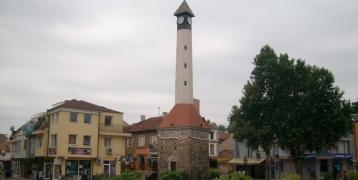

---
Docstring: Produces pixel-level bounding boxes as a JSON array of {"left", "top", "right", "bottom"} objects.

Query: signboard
[
  {"left": 54, "top": 158, "right": 61, "bottom": 165},
  {"left": 301, "top": 153, "right": 316, "bottom": 159},
  {"left": 68, "top": 147, "right": 91, "bottom": 155},
  {"left": 334, "top": 153, "right": 352, "bottom": 159}
]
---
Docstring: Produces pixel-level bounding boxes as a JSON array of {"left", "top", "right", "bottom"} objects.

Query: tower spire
[{"left": 174, "top": 1, "right": 195, "bottom": 17}]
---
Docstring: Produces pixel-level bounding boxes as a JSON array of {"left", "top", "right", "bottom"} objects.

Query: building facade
[
  {"left": 124, "top": 116, "right": 163, "bottom": 178},
  {"left": 229, "top": 135, "right": 355, "bottom": 179},
  {"left": 10, "top": 99, "right": 129, "bottom": 179}
]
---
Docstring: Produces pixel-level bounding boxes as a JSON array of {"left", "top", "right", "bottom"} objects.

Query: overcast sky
[{"left": 1, "top": 0, "right": 358, "bottom": 134}]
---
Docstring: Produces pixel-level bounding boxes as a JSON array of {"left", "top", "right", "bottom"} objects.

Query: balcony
[
  {"left": 99, "top": 124, "right": 131, "bottom": 137},
  {"left": 99, "top": 124, "right": 122, "bottom": 133},
  {"left": 48, "top": 147, "right": 57, "bottom": 155}
]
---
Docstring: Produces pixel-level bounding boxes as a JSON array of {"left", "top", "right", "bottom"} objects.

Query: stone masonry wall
[{"left": 158, "top": 128, "right": 209, "bottom": 179}]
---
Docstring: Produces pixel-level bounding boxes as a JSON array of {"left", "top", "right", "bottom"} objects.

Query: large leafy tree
[{"left": 229, "top": 45, "right": 352, "bottom": 177}]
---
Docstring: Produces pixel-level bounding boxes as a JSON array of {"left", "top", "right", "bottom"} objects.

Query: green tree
[
  {"left": 229, "top": 45, "right": 352, "bottom": 178},
  {"left": 202, "top": 168, "right": 220, "bottom": 180}
]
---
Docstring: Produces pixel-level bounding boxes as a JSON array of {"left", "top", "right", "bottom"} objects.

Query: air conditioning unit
[{"left": 106, "top": 147, "right": 113, "bottom": 154}]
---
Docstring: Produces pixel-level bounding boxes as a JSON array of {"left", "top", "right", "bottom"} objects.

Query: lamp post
[
  {"left": 243, "top": 155, "right": 248, "bottom": 175},
  {"left": 273, "top": 139, "right": 280, "bottom": 180}
]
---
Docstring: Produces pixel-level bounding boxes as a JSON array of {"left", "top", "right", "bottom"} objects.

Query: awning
[
  {"left": 32, "top": 130, "right": 46, "bottom": 135},
  {"left": 228, "top": 158, "right": 265, "bottom": 165}
]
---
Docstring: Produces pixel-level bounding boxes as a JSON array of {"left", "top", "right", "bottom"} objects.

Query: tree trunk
[{"left": 266, "top": 151, "right": 272, "bottom": 180}]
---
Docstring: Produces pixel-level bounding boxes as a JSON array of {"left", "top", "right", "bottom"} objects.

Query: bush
[
  {"left": 346, "top": 170, "right": 358, "bottom": 180},
  {"left": 202, "top": 168, "right": 221, "bottom": 180},
  {"left": 160, "top": 170, "right": 189, "bottom": 180},
  {"left": 220, "top": 171, "right": 252, "bottom": 180},
  {"left": 110, "top": 171, "right": 143, "bottom": 180},
  {"left": 93, "top": 174, "right": 106, "bottom": 180},
  {"left": 281, "top": 173, "right": 301, "bottom": 180},
  {"left": 322, "top": 171, "right": 333, "bottom": 180}
]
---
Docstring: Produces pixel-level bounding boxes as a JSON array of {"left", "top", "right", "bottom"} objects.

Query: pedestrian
[
  {"left": 336, "top": 171, "right": 344, "bottom": 180},
  {"left": 343, "top": 170, "right": 348, "bottom": 180}
]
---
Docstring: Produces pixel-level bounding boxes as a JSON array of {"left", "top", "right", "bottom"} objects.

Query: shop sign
[
  {"left": 68, "top": 147, "right": 91, "bottom": 155},
  {"left": 302, "top": 153, "right": 315, "bottom": 159},
  {"left": 334, "top": 153, "right": 352, "bottom": 159},
  {"left": 54, "top": 158, "right": 61, "bottom": 165}
]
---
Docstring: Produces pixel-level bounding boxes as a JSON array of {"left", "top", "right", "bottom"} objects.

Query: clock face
[
  {"left": 187, "top": 17, "right": 192, "bottom": 25},
  {"left": 178, "top": 16, "right": 184, "bottom": 24}
]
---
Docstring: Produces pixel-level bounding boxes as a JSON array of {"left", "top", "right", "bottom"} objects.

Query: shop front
[
  {"left": 65, "top": 160, "right": 92, "bottom": 180},
  {"left": 229, "top": 157, "right": 266, "bottom": 178}
]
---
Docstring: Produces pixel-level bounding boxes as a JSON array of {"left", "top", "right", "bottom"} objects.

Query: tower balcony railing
[{"left": 99, "top": 123, "right": 123, "bottom": 133}]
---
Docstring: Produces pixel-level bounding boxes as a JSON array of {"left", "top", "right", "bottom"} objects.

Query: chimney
[
  {"left": 162, "top": 112, "right": 168, "bottom": 118},
  {"left": 193, "top": 98, "right": 200, "bottom": 113},
  {"left": 140, "top": 115, "right": 146, "bottom": 121}
]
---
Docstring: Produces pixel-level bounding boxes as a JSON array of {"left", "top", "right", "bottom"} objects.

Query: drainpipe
[{"left": 96, "top": 111, "right": 101, "bottom": 176}]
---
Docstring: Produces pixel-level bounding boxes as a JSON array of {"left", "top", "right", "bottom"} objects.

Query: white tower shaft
[{"left": 175, "top": 29, "right": 193, "bottom": 104}]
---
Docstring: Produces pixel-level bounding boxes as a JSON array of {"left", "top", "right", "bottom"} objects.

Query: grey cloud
[{"left": 1, "top": 0, "right": 358, "bottom": 133}]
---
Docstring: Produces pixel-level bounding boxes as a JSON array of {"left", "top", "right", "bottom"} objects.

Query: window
[
  {"left": 337, "top": 140, "right": 350, "bottom": 153},
  {"left": 83, "top": 136, "right": 91, "bottom": 146},
  {"left": 51, "top": 134, "right": 57, "bottom": 147},
  {"left": 70, "top": 112, "right": 78, "bottom": 122},
  {"left": 150, "top": 135, "right": 158, "bottom": 145},
  {"left": 69, "top": 135, "right": 77, "bottom": 145},
  {"left": 23, "top": 140, "right": 27, "bottom": 150},
  {"left": 50, "top": 114, "right": 54, "bottom": 125},
  {"left": 84, "top": 113, "right": 92, "bottom": 124},
  {"left": 184, "top": 63, "right": 187, "bottom": 68},
  {"left": 138, "top": 135, "right": 145, "bottom": 147},
  {"left": 320, "top": 160, "right": 328, "bottom": 172},
  {"left": 210, "top": 144, "right": 215, "bottom": 155},
  {"left": 170, "top": 161, "right": 176, "bottom": 171},
  {"left": 37, "top": 136, "right": 43, "bottom": 148},
  {"left": 184, "top": 45, "right": 187, "bottom": 50},
  {"left": 104, "top": 137, "right": 112, "bottom": 147},
  {"left": 184, "top": 81, "right": 187, "bottom": 86},
  {"left": 210, "top": 132, "right": 214, "bottom": 140},
  {"left": 54, "top": 113, "right": 59, "bottom": 124},
  {"left": 127, "top": 137, "right": 133, "bottom": 147},
  {"left": 105, "top": 116, "right": 112, "bottom": 126}
]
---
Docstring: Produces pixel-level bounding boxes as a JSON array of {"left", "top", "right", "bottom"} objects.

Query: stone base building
[{"left": 158, "top": 104, "right": 210, "bottom": 179}]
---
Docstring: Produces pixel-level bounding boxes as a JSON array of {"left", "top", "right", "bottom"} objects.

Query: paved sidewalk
[{"left": 5, "top": 177, "right": 31, "bottom": 180}]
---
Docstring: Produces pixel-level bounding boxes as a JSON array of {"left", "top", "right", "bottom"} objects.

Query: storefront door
[
  {"left": 103, "top": 161, "right": 115, "bottom": 178},
  {"left": 44, "top": 163, "right": 52, "bottom": 180},
  {"left": 66, "top": 160, "right": 92, "bottom": 180}
]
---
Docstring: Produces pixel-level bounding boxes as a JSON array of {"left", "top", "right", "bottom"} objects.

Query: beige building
[
  {"left": 10, "top": 99, "right": 129, "bottom": 180},
  {"left": 46, "top": 99, "right": 130, "bottom": 179}
]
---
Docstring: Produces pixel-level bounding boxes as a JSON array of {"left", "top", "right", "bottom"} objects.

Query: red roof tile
[
  {"left": 48, "top": 99, "right": 122, "bottom": 113},
  {"left": 159, "top": 104, "right": 210, "bottom": 130},
  {"left": 124, "top": 116, "right": 163, "bottom": 132}
]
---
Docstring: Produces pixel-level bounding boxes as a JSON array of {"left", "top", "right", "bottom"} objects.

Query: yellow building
[{"left": 46, "top": 99, "right": 130, "bottom": 179}]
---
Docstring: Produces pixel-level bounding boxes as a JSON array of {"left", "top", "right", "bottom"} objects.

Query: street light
[
  {"left": 243, "top": 156, "right": 248, "bottom": 175},
  {"left": 273, "top": 139, "right": 280, "bottom": 180}
]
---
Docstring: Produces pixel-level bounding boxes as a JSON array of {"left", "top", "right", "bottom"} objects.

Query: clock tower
[
  {"left": 158, "top": 1, "right": 210, "bottom": 179},
  {"left": 174, "top": 0, "right": 194, "bottom": 105}
]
